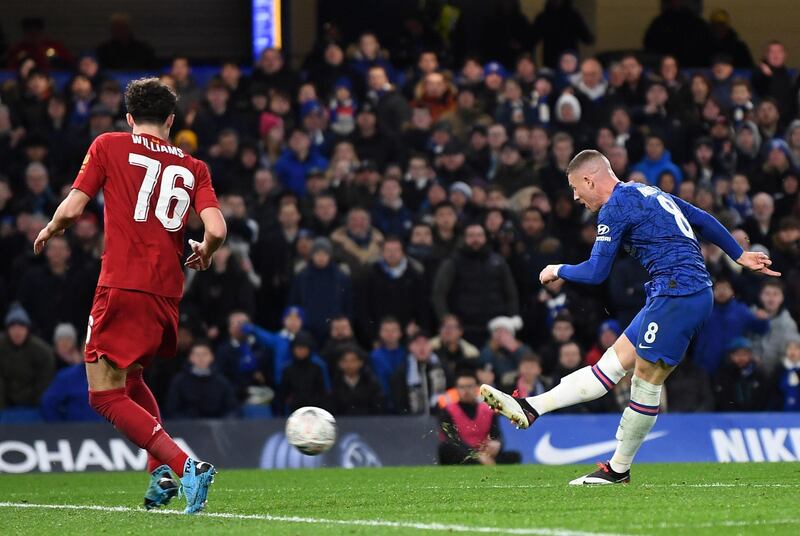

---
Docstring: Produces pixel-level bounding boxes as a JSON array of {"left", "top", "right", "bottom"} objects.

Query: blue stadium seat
[
  {"left": 0, "top": 407, "right": 45, "bottom": 424},
  {"left": 241, "top": 404, "right": 273, "bottom": 419}
]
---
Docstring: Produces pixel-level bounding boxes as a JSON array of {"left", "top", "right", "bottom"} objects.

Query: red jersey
[{"left": 73, "top": 132, "right": 219, "bottom": 298}]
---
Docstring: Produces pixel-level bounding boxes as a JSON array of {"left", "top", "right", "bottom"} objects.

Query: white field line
[
  {"left": 0, "top": 501, "right": 624, "bottom": 536},
  {"left": 631, "top": 518, "right": 800, "bottom": 529}
]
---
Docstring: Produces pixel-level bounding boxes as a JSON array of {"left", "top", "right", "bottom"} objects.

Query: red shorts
[{"left": 84, "top": 286, "right": 180, "bottom": 369}]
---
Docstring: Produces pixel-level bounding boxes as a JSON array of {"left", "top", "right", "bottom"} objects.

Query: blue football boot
[
  {"left": 144, "top": 464, "right": 179, "bottom": 510},
  {"left": 181, "top": 458, "right": 216, "bottom": 514}
]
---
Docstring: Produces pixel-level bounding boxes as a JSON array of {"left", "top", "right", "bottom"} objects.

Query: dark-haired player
[
  {"left": 481, "top": 150, "right": 779, "bottom": 484},
  {"left": 34, "top": 78, "right": 226, "bottom": 512}
]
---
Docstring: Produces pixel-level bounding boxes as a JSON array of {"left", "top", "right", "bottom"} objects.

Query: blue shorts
[{"left": 623, "top": 287, "right": 713, "bottom": 367}]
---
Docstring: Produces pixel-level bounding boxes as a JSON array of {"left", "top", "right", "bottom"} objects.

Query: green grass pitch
[{"left": 1, "top": 463, "right": 798, "bottom": 535}]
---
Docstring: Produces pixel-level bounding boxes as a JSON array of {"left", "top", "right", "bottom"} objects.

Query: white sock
[
  {"left": 527, "top": 347, "right": 628, "bottom": 415},
  {"left": 609, "top": 375, "right": 662, "bottom": 474}
]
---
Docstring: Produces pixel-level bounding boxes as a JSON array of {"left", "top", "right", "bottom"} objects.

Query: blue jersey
[{"left": 559, "top": 182, "right": 743, "bottom": 298}]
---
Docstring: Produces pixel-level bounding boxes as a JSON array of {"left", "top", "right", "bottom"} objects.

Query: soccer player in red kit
[{"left": 34, "top": 78, "right": 227, "bottom": 514}]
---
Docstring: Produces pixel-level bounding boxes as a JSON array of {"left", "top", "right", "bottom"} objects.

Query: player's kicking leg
[
  {"left": 482, "top": 335, "right": 636, "bottom": 428},
  {"left": 86, "top": 357, "right": 216, "bottom": 513},
  {"left": 569, "top": 356, "right": 672, "bottom": 485}
]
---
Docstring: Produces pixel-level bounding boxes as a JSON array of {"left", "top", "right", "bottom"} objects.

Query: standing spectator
[
  {"left": 694, "top": 277, "right": 770, "bottom": 375},
  {"left": 433, "top": 224, "right": 519, "bottom": 344},
  {"left": 288, "top": 238, "right": 353, "bottom": 345},
  {"left": 708, "top": 9, "right": 754, "bottom": 68},
  {"left": 278, "top": 331, "right": 329, "bottom": 413},
  {"left": 365, "top": 65, "right": 409, "bottom": 137},
  {"left": 411, "top": 72, "right": 456, "bottom": 123},
  {"left": 166, "top": 341, "right": 238, "bottom": 419},
  {"left": 752, "top": 41, "right": 794, "bottom": 118},
  {"left": 7, "top": 17, "right": 74, "bottom": 70},
  {"left": 185, "top": 244, "right": 256, "bottom": 339},
  {"left": 0, "top": 303, "right": 54, "bottom": 409},
  {"left": 251, "top": 47, "right": 300, "bottom": 96},
  {"left": 192, "top": 80, "right": 236, "bottom": 154},
  {"left": 391, "top": 331, "right": 446, "bottom": 415},
  {"left": 95, "top": 13, "right": 156, "bottom": 69},
  {"left": 713, "top": 337, "right": 770, "bottom": 412},
  {"left": 643, "top": 0, "right": 711, "bottom": 67},
  {"left": 170, "top": 57, "right": 203, "bottom": 117},
  {"left": 530, "top": 0, "right": 594, "bottom": 69},
  {"left": 331, "top": 346, "right": 384, "bottom": 415},
  {"left": 18, "top": 236, "right": 93, "bottom": 341},
  {"left": 369, "top": 317, "right": 406, "bottom": 406},
  {"left": 751, "top": 280, "right": 799, "bottom": 374},
  {"left": 439, "top": 369, "right": 520, "bottom": 465},
  {"left": 358, "top": 237, "right": 427, "bottom": 340},
  {"left": 770, "top": 337, "right": 800, "bottom": 411}
]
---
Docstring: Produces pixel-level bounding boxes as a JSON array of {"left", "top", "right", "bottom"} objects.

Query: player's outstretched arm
[
  {"left": 670, "top": 195, "right": 781, "bottom": 277},
  {"left": 33, "top": 189, "right": 91, "bottom": 254},
  {"left": 185, "top": 207, "right": 227, "bottom": 271}
]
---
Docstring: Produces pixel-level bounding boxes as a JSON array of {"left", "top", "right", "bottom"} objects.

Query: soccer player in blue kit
[{"left": 481, "top": 150, "right": 780, "bottom": 484}]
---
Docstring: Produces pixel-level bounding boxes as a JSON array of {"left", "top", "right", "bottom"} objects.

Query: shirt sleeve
[
  {"left": 72, "top": 136, "right": 107, "bottom": 198},
  {"left": 670, "top": 195, "right": 744, "bottom": 261},
  {"left": 192, "top": 161, "right": 220, "bottom": 213},
  {"left": 558, "top": 205, "right": 630, "bottom": 285}
]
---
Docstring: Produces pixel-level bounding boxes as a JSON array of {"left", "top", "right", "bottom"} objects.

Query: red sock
[
  {"left": 126, "top": 369, "right": 165, "bottom": 473},
  {"left": 89, "top": 388, "right": 189, "bottom": 476}
]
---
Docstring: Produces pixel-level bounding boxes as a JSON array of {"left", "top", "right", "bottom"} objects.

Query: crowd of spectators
[{"left": 0, "top": 3, "right": 799, "bottom": 433}]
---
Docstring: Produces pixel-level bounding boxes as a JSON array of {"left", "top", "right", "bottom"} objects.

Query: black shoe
[{"left": 569, "top": 461, "right": 631, "bottom": 485}]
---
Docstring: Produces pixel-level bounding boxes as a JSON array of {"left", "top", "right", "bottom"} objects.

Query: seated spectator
[
  {"left": 320, "top": 315, "right": 360, "bottom": 367},
  {"left": 166, "top": 341, "right": 238, "bottom": 419},
  {"left": 538, "top": 312, "right": 577, "bottom": 374},
  {"left": 52, "top": 322, "right": 82, "bottom": 370},
  {"left": 288, "top": 238, "right": 353, "bottom": 345},
  {"left": 584, "top": 320, "right": 622, "bottom": 366},
  {"left": 391, "top": 331, "right": 446, "bottom": 415},
  {"left": 751, "top": 280, "right": 799, "bottom": 374},
  {"left": 694, "top": 277, "right": 770, "bottom": 375},
  {"left": 370, "top": 177, "right": 414, "bottom": 239},
  {"left": 552, "top": 341, "right": 616, "bottom": 414},
  {"left": 214, "top": 311, "right": 273, "bottom": 402},
  {"left": 40, "top": 328, "right": 100, "bottom": 421},
  {"left": 479, "top": 316, "right": 531, "bottom": 389},
  {"left": 769, "top": 336, "right": 800, "bottom": 411},
  {"left": 439, "top": 369, "right": 520, "bottom": 465},
  {"left": 493, "top": 142, "right": 536, "bottom": 197},
  {"left": 631, "top": 134, "right": 683, "bottom": 186},
  {"left": 330, "top": 207, "right": 384, "bottom": 277},
  {"left": 278, "top": 331, "right": 330, "bottom": 413},
  {"left": 412, "top": 72, "right": 456, "bottom": 122},
  {"left": 0, "top": 303, "right": 54, "bottom": 409},
  {"left": 273, "top": 128, "right": 329, "bottom": 196},
  {"left": 663, "top": 355, "right": 715, "bottom": 412},
  {"left": 430, "top": 314, "right": 480, "bottom": 381},
  {"left": 713, "top": 337, "right": 770, "bottom": 412},
  {"left": 507, "top": 352, "right": 550, "bottom": 397},
  {"left": 331, "top": 346, "right": 384, "bottom": 415}
]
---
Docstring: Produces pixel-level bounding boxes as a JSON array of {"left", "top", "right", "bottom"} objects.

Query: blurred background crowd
[{"left": 0, "top": 1, "right": 798, "bottom": 433}]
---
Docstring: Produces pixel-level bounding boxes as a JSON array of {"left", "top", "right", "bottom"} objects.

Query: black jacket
[
  {"left": 357, "top": 260, "right": 429, "bottom": 341},
  {"left": 331, "top": 371, "right": 384, "bottom": 415},
  {"left": 166, "top": 370, "right": 238, "bottom": 419},
  {"left": 279, "top": 358, "right": 329, "bottom": 413}
]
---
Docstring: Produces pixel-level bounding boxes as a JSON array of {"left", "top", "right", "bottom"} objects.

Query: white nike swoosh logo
[
  {"left": 534, "top": 430, "right": 668, "bottom": 465},
  {"left": 638, "top": 344, "right": 653, "bottom": 349}
]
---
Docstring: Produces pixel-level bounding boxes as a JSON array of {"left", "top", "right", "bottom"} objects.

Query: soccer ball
[{"left": 285, "top": 406, "right": 337, "bottom": 455}]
